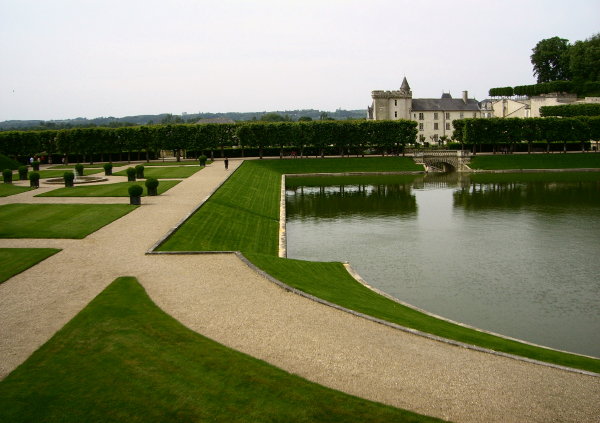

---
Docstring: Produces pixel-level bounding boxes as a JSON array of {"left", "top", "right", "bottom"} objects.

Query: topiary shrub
[
  {"left": 18, "top": 166, "right": 28, "bottom": 180},
  {"left": 128, "top": 184, "right": 143, "bottom": 205},
  {"left": 32, "top": 160, "right": 40, "bottom": 171},
  {"left": 135, "top": 164, "right": 144, "bottom": 179},
  {"left": 199, "top": 155, "right": 207, "bottom": 166},
  {"left": 63, "top": 171, "right": 75, "bottom": 187},
  {"left": 145, "top": 177, "right": 159, "bottom": 196},
  {"left": 29, "top": 171, "right": 40, "bottom": 188},
  {"left": 126, "top": 167, "right": 136, "bottom": 181},
  {"left": 103, "top": 163, "right": 113, "bottom": 176},
  {"left": 3, "top": 169, "right": 13, "bottom": 183},
  {"left": 75, "top": 163, "right": 84, "bottom": 176}
]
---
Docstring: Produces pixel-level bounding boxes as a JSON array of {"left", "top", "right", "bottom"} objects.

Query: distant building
[{"left": 368, "top": 77, "right": 482, "bottom": 143}]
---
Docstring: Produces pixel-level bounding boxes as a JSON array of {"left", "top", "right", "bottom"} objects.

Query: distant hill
[{"left": 0, "top": 109, "right": 367, "bottom": 131}]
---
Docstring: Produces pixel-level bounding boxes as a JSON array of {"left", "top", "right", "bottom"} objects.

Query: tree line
[
  {"left": 489, "top": 33, "right": 599, "bottom": 97},
  {"left": 452, "top": 117, "right": 600, "bottom": 154},
  {"left": 0, "top": 120, "right": 418, "bottom": 164}
]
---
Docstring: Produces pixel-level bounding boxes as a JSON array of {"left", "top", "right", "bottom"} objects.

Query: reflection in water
[
  {"left": 285, "top": 172, "right": 600, "bottom": 357},
  {"left": 286, "top": 183, "right": 417, "bottom": 219}
]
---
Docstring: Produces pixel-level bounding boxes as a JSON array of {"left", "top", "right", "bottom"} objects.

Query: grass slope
[
  {"left": 469, "top": 153, "right": 600, "bottom": 170},
  {"left": 0, "top": 184, "right": 32, "bottom": 197},
  {"left": 0, "top": 277, "right": 441, "bottom": 423},
  {"left": 159, "top": 157, "right": 600, "bottom": 373},
  {"left": 0, "top": 204, "right": 136, "bottom": 239},
  {"left": 36, "top": 181, "right": 180, "bottom": 197},
  {"left": 0, "top": 248, "right": 61, "bottom": 283},
  {"left": 114, "top": 166, "right": 202, "bottom": 179}
]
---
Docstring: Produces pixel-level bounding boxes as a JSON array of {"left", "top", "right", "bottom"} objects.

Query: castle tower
[{"left": 370, "top": 77, "right": 412, "bottom": 120}]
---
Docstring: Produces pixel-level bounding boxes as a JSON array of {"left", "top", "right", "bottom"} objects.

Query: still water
[{"left": 285, "top": 172, "right": 600, "bottom": 357}]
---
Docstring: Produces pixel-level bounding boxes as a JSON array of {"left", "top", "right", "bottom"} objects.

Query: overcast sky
[{"left": 1, "top": 0, "right": 598, "bottom": 121}]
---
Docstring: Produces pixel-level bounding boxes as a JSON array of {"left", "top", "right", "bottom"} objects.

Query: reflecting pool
[{"left": 285, "top": 172, "right": 600, "bottom": 357}]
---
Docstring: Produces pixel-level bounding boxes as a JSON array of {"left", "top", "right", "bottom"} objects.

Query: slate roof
[{"left": 411, "top": 98, "right": 481, "bottom": 111}]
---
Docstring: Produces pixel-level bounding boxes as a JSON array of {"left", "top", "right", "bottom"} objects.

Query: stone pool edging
[{"left": 342, "top": 263, "right": 599, "bottom": 376}]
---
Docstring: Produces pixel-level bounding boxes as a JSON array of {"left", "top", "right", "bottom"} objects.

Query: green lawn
[
  {"left": 48, "top": 164, "right": 112, "bottom": 169},
  {"left": 114, "top": 166, "right": 203, "bottom": 179},
  {"left": 36, "top": 181, "right": 180, "bottom": 197},
  {"left": 0, "top": 248, "right": 61, "bottom": 283},
  {"left": 0, "top": 184, "right": 32, "bottom": 197},
  {"left": 144, "top": 160, "right": 202, "bottom": 166},
  {"left": 158, "top": 157, "right": 600, "bottom": 373},
  {"left": 0, "top": 277, "right": 441, "bottom": 423},
  {"left": 37, "top": 169, "right": 104, "bottom": 179},
  {"left": 469, "top": 153, "right": 600, "bottom": 170},
  {"left": 0, "top": 204, "right": 137, "bottom": 239}
]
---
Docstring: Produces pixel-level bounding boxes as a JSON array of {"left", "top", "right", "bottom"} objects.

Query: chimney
[{"left": 462, "top": 91, "right": 468, "bottom": 104}]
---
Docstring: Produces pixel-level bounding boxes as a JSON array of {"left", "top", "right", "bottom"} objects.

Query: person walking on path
[{"left": 224, "top": 158, "right": 229, "bottom": 170}]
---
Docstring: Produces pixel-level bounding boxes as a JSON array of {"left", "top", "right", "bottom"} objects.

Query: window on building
[
  {"left": 394, "top": 99, "right": 397, "bottom": 106},
  {"left": 459, "top": 112, "right": 464, "bottom": 119},
  {"left": 445, "top": 112, "right": 450, "bottom": 119},
  {"left": 446, "top": 123, "right": 451, "bottom": 130},
  {"left": 434, "top": 112, "right": 438, "bottom": 120},
  {"left": 413, "top": 113, "right": 416, "bottom": 118},
  {"left": 394, "top": 111, "right": 397, "bottom": 118},
  {"left": 419, "top": 123, "right": 424, "bottom": 130},
  {"left": 473, "top": 112, "right": 477, "bottom": 118},
  {"left": 419, "top": 113, "right": 424, "bottom": 120},
  {"left": 434, "top": 123, "right": 439, "bottom": 130}
]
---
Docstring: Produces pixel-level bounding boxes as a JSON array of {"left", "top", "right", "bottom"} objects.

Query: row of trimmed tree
[
  {"left": 452, "top": 117, "right": 600, "bottom": 153},
  {"left": 0, "top": 120, "right": 419, "bottom": 163}
]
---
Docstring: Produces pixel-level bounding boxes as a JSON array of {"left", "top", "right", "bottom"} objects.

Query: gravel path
[{"left": 1, "top": 160, "right": 598, "bottom": 423}]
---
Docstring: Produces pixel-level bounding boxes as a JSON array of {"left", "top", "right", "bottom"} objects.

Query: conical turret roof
[{"left": 400, "top": 77, "right": 411, "bottom": 92}]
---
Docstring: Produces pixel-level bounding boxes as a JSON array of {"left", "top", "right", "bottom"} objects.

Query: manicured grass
[
  {"left": 0, "top": 183, "right": 32, "bottom": 197},
  {"left": 0, "top": 204, "right": 137, "bottom": 239},
  {"left": 469, "top": 153, "right": 600, "bottom": 170},
  {"left": 144, "top": 160, "right": 202, "bottom": 166},
  {"left": 0, "top": 248, "right": 61, "bottom": 283},
  {"left": 158, "top": 157, "right": 600, "bottom": 373},
  {"left": 114, "top": 166, "right": 203, "bottom": 179},
  {"left": 158, "top": 162, "right": 281, "bottom": 253},
  {"left": 37, "top": 169, "right": 104, "bottom": 179},
  {"left": 48, "top": 164, "right": 111, "bottom": 169},
  {"left": 0, "top": 277, "right": 441, "bottom": 423},
  {"left": 35, "top": 181, "right": 180, "bottom": 197}
]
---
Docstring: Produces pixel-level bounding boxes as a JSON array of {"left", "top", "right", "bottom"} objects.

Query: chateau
[
  {"left": 367, "top": 78, "right": 482, "bottom": 144},
  {"left": 368, "top": 77, "right": 600, "bottom": 144}
]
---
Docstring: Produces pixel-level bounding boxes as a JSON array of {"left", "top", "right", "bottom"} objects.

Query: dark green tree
[{"left": 531, "top": 37, "right": 571, "bottom": 83}]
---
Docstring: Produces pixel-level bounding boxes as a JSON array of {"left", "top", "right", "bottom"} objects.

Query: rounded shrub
[
  {"left": 103, "top": 163, "right": 113, "bottom": 176},
  {"left": 128, "top": 184, "right": 143, "bottom": 197},
  {"left": 18, "top": 166, "right": 29, "bottom": 180},
  {"left": 31, "top": 160, "right": 40, "bottom": 171},
  {"left": 75, "top": 163, "right": 84, "bottom": 176},
  {"left": 135, "top": 164, "right": 144, "bottom": 179},
  {"left": 126, "top": 167, "right": 136, "bottom": 181},
  {"left": 29, "top": 171, "right": 40, "bottom": 188},
  {"left": 199, "top": 155, "right": 207, "bottom": 166},
  {"left": 3, "top": 169, "right": 13, "bottom": 183},
  {"left": 145, "top": 177, "right": 159, "bottom": 196},
  {"left": 128, "top": 184, "right": 143, "bottom": 205},
  {"left": 63, "top": 171, "right": 75, "bottom": 187}
]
